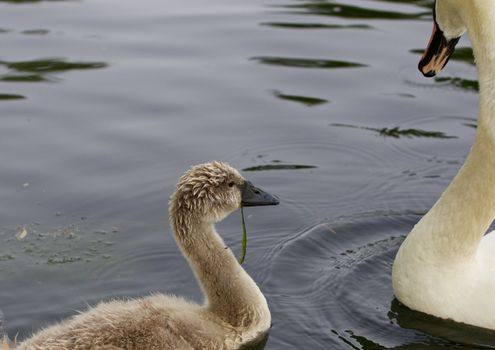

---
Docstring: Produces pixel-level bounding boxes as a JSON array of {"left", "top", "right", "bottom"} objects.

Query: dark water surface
[{"left": 1, "top": 0, "right": 492, "bottom": 348}]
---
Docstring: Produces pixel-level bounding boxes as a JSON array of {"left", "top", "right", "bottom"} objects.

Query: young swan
[
  {"left": 393, "top": 0, "right": 495, "bottom": 330},
  {"left": 6, "top": 161, "right": 279, "bottom": 350}
]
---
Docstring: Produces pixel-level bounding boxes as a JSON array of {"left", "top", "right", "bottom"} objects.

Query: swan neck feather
[
  {"left": 170, "top": 212, "right": 270, "bottom": 329},
  {"left": 402, "top": 1, "right": 495, "bottom": 259}
]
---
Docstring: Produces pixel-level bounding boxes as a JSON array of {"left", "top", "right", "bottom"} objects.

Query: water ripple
[
  {"left": 264, "top": 212, "right": 495, "bottom": 349},
  {"left": 272, "top": 1, "right": 430, "bottom": 20},
  {"left": 0, "top": 58, "right": 107, "bottom": 83}
]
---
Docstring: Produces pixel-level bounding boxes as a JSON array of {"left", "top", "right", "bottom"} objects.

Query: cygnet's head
[{"left": 170, "top": 161, "right": 279, "bottom": 224}]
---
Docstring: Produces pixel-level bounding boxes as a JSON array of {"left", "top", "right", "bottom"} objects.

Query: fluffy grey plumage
[{"left": 4, "top": 162, "right": 272, "bottom": 350}]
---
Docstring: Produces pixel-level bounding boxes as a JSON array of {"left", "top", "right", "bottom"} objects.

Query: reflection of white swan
[
  {"left": 7, "top": 162, "right": 279, "bottom": 350},
  {"left": 393, "top": 0, "right": 495, "bottom": 330}
]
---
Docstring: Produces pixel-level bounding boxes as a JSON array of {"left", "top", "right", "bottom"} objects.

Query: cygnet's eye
[{"left": 228, "top": 181, "right": 235, "bottom": 188}]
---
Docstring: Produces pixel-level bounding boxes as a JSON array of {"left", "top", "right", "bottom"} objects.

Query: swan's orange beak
[
  {"left": 241, "top": 181, "right": 279, "bottom": 207},
  {"left": 418, "top": 20, "right": 460, "bottom": 77}
]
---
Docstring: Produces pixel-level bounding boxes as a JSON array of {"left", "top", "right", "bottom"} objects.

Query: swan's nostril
[{"left": 254, "top": 190, "right": 261, "bottom": 194}]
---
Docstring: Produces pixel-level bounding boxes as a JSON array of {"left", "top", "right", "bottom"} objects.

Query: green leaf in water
[{"left": 239, "top": 205, "right": 248, "bottom": 265}]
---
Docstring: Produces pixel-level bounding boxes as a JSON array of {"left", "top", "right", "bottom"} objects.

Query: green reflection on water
[
  {"left": 21, "top": 29, "right": 50, "bottom": 35},
  {"left": 252, "top": 56, "right": 366, "bottom": 69},
  {"left": 272, "top": 90, "right": 328, "bottom": 106},
  {"left": 261, "top": 22, "right": 372, "bottom": 30},
  {"left": 243, "top": 164, "right": 317, "bottom": 171},
  {"left": 332, "top": 123, "right": 457, "bottom": 139},
  {"left": 275, "top": 1, "right": 429, "bottom": 20},
  {"left": 434, "top": 76, "right": 478, "bottom": 92},
  {"left": 372, "top": 0, "right": 434, "bottom": 10},
  {"left": 0, "top": 93, "right": 25, "bottom": 100},
  {"left": 0, "top": 0, "right": 68, "bottom": 3},
  {"left": 0, "top": 58, "right": 107, "bottom": 73},
  {"left": 1, "top": 74, "right": 50, "bottom": 82},
  {"left": 0, "top": 58, "right": 107, "bottom": 83},
  {"left": 411, "top": 47, "right": 475, "bottom": 66}
]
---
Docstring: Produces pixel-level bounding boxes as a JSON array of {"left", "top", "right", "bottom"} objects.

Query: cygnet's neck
[
  {"left": 410, "top": 8, "right": 495, "bottom": 258},
  {"left": 171, "top": 211, "right": 270, "bottom": 329}
]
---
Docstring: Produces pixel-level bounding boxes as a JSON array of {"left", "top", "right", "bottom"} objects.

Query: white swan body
[
  {"left": 393, "top": 0, "right": 495, "bottom": 330},
  {"left": 4, "top": 162, "right": 278, "bottom": 350}
]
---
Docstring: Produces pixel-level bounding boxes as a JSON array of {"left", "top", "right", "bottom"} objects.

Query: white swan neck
[
  {"left": 172, "top": 215, "right": 270, "bottom": 328},
  {"left": 466, "top": 3, "right": 495, "bottom": 131},
  {"left": 406, "top": 7, "right": 495, "bottom": 259}
]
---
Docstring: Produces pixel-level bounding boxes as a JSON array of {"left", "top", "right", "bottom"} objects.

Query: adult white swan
[
  {"left": 392, "top": 0, "right": 495, "bottom": 330},
  {"left": 3, "top": 161, "right": 279, "bottom": 350}
]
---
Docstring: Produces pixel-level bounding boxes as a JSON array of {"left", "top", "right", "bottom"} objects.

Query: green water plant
[{"left": 239, "top": 205, "right": 248, "bottom": 264}]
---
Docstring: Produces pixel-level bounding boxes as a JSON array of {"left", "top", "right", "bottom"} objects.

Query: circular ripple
[
  {"left": 385, "top": 115, "right": 476, "bottom": 162},
  {"left": 227, "top": 141, "right": 397, "bottom": 215},
  {"left": 263, "top": 212, "right": 495, "bottom": 349}
]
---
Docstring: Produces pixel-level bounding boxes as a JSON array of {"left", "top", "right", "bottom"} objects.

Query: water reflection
[
  {"left": 272, "top": 90, "right": 328, "bottom": 106},
  {"left": 411, "top": 47, "right": 475, "bottom": 66},
  {"left": 0, "top": 58, "right": 107, "bottom": 82},
  {"left": 434, "top": 76, "right": 478, "bottom": 92},
  {"left": 251, "top": 56, "right": 366, "bottom": 69},
  {"left": 21, "top": 29, "right": 50, "bottom": 35},
  {"left": 373, "top": 0, "right": 433, "bottom": 10},
  {"left": 0, "top": 0, "right": 69, "bottom": 3},
  {"left": 261, "top": 22, "right": 372, "bottom": 30},
  {"left": 0, "top": 93, "right": 25, "bottom": 100},
  {"left": 332, "top": 123, "right": 457, "bottom": 139},
  {"left": 274, "top": 1, "right": 429, "bottom": 20},
  {"left": 243, "top": 163, "right": 317, "bottom": 171},
  {"left": 0, "top": 28, "right": 50, "bottom": 35},
  {"left": 389, "top": 299, "right": 495, "bottom": 349},
  {"left": 344, "top": 330, "right": 458, "bottom": 349},
  {"left": 464, "top": 123, "right": 477, "bottom": 129}
]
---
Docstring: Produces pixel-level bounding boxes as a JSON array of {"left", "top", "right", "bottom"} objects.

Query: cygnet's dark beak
[
  {"left": 418, "top": 14, "right": 460, "bottom": 77},
  {"left": 241, "top": 181, "right": 279, "bottom": 207}
]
